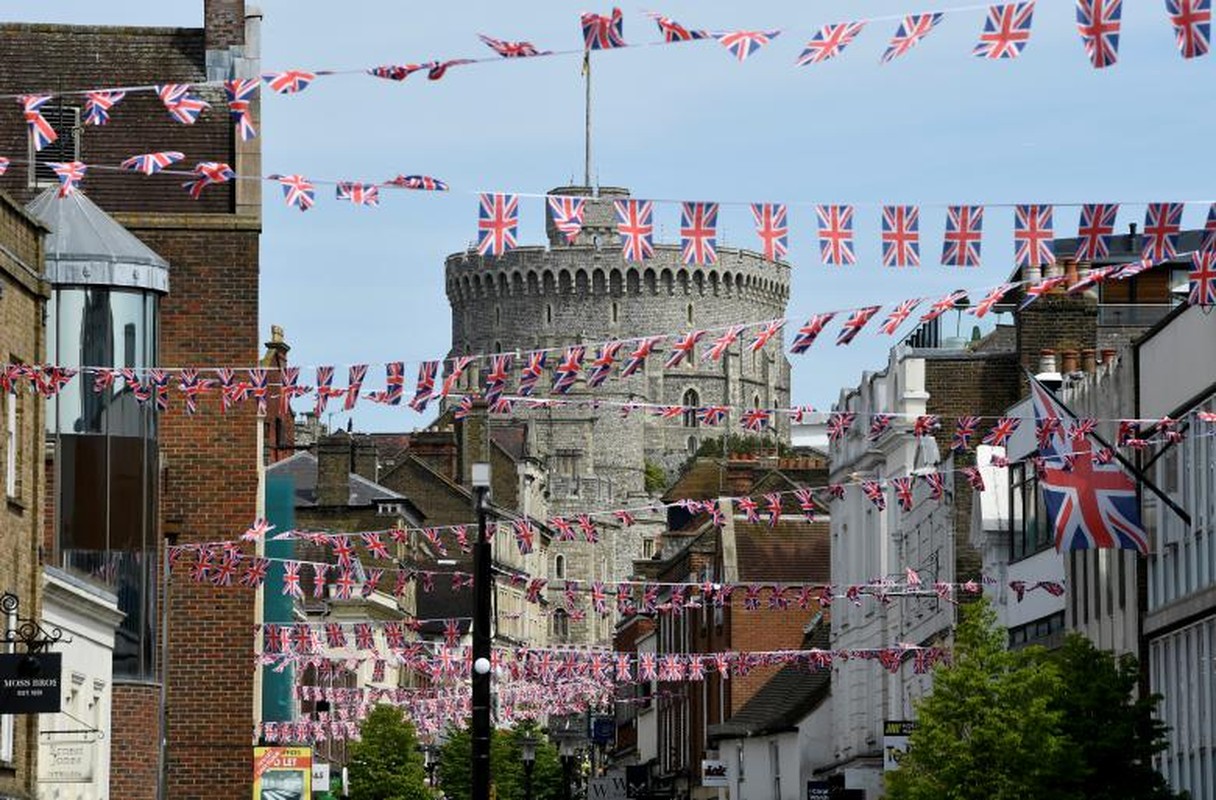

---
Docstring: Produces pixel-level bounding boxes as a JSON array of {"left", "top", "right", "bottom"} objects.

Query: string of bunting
[
  {"left": 6, "top": 265, "right": 1215, "bottom": 423},
  {"left": 4, "top": 3, "right": 1209, "bottom": 131},
  {"left": 13, "top": 151, "right": 1216, "bottom": 299}
]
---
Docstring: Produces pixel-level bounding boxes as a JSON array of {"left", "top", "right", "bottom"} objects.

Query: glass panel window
[{"left": 1010, "top": 464, "right": 1052, "bottom": 561}]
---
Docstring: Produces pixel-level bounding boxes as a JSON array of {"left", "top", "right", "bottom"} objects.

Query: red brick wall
[
  {"left": 110, "top": 684, "right": 160, "bottom": 800},
  {"left": 125, "top": 214, "right": 259, "bottom": 800},
  {"left": 727, "top": 594, "right": 821, "bottom": 714}
]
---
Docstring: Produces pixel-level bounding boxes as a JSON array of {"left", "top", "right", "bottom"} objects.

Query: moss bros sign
[{"left": 0, "top": 652, "right": 63, "bottom": 714}]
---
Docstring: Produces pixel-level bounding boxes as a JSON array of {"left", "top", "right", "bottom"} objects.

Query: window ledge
[{"left": 6, "top": 497, "right": 23, "bottom": 515}]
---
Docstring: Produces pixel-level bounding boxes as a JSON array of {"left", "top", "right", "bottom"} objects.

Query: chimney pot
[
  {"left": 1081, "top": 348, "right": 1097, "bottom": 374},
  {"left": 1039, "top": 349, "right": 1057, "bottom": 374}
]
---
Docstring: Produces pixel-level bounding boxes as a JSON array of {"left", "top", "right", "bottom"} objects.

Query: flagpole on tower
[{"left": 583, "top": 50, "right": 592, "bottom": 188}]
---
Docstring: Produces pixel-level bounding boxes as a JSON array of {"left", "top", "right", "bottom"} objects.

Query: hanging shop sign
[{"left": 0, "top": 652, "right": 62, "bottom": 714}]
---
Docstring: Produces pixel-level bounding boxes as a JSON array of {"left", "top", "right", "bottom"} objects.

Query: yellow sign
[{"left": 253, "top": 746, "right": 312, "bottom": 799}]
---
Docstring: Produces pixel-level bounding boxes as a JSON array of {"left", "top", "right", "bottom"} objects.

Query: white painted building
[
  {"left": 37, "top": 567, "right": 124, "bottom": 800},
  {"left": 827, "top": 350, "right": 958, "bottom": 800},
  {"left": 1136, "top": 304, "right": 1216, "bottom": 800}
]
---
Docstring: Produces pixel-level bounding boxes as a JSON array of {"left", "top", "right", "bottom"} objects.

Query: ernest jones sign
[{"left": 0, "top": 653, "right": 62, "bottom": 714}]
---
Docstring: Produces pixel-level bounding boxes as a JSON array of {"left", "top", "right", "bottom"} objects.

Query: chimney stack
[{"left": 316, "top": 432, "right": 351, "bottom": 507}]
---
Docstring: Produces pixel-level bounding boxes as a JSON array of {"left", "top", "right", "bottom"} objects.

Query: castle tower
[{"left": 446, "top": 186, "right": 792, "bottom": 644}]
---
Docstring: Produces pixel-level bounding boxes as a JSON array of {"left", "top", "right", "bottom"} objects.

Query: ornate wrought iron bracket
[{"left": 1, "top": 591, "right": 69, "bottom": 653}]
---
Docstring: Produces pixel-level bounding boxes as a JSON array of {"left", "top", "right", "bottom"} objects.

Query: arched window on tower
[
  {"left": 554, "top": 553, "right": 566, "bottom": 580},
  {"left": 612, "top": 301, "right": 619, "bottom": 324},
  {"left": 552, "top": 609, "right": 570, "bottom": 641},
  {"left": 682, "top": 389, "right": 699, "bottom": 428},
  {"left": 687, "top": 303, "right": 694, "bottom": 325},
  {"left": 753, "top": 393, "right": 762, "bottom": 409},
  {"left": 546, "top": 304, "right": 553, "bottom": 325}
]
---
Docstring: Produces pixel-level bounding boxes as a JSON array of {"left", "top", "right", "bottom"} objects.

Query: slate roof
[
  {"left": 708, "top": 624, "right": 831, "bottom": 740},
  {"left": 267, "top": 451, "right": 416, "bottom": 512}
]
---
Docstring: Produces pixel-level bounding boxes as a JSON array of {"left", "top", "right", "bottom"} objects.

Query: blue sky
[{"left": 7, "top": 1, "right": 1212, "bottom": 431}]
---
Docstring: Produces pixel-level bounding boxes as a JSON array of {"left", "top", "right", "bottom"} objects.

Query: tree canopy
[
  {"left": 345, "top": 705, "right": 432, "bottom": 800},
  {"left": 885, "top": 600, "right": 1181, "bottom": 800},
  {"left": 438, "top": 722, "right": 565, "bottom": 800}
]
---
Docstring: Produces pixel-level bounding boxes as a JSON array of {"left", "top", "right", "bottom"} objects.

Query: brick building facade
[
  {"left": 0, "top": 2, "right": 262, "bottom": 797},
  {"left": 0, "top": 191, "right": 50, "bottom": 798}
]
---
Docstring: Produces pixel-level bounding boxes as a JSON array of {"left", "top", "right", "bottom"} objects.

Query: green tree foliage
[
  {"left": 885, "top": 600, "right": 1082, "bottom": 800},
  {"left": 438, "top": 723, "right": 564, "bottom": 800},
  {"left": 886, "top": 602, "right": 1184, "bottom": 800},
  {"left": 1048, "top": 634, "right": 1179, "bottom": 800},
  {"left": 346, "top": 705, "right": 431, "bottom": 800},
  {"left": 643, "top": 461, "right": 668, "bottom": 494}
]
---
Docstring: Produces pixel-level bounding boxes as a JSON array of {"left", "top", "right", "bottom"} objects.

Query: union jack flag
[
  {"left": 274, "top": 174, "right": 315, "bottom": 212},
  {"left": 19, "top": 95, "right": 57, "bottom": 151},
  {"left": 344, "top": 364, "right": 368, "bottom": 410},
  {"left": 1069, "top": 417, "right": 1098, "bottom": 442},
  {"left": 748, "top": 320, "right": 785, "bottom": 352},
  {"left": 862, "top": 481, "right": 887, "bottom": 510},
  {"left": 427, "top": 59, "right": 475, "bottom": 81},
  {"left": 920, "top": 290, "right": 969, "bottom": 323},
  {"left": 156, "top": 84, "right": 210, "bottom": 124},
  {"left": 1189, "top": 250, "right": 1216, "bottom": 308},
  {"left": 737, "top": 497, "right": 761, "bottom": 524},
  {"left": 1037, "top": 415, "right": 1064, "bottom": 450},
  {"left": 478, "top": 33, "right": 547, "bottom": 57},
  {"left": 665, "top": 330, "right": 704, "bottom": 367},
  {"left": 705, "top": 325, "right": 744, "bottom": 361},
  {"left": 578, "top": 515, "right": 599, "bottom": 543},
  {"left": 440, "top": 356, "right": 474, "bottom": 398},
  {"left": 182, "top": 161, "right": 234, "bottom": 200},
  {"left": 880, "top": 299, "right": 922, "bottom": 335},
  {"left": 247, "top": 368, "right": 270, "bottom": 415},
  {"left": 48, "top": 162, "right": 86, "bottom": 197},
  {"left": 1014, "top": 204, "right": 1055, "bottom": 268},
  {"left": 647, "top": 13, "right": 708, "bottom": 42},
  {"left": 816, "top": 205, "right": 856, "bottom": 266},
  {"left": 714, "top": 30, "right": 781, "bottom": 62},
  {"left": 882, "top": 14, "right": 944, "bottom": 63},
  {"left": 1074, "top": 203, "right": 1119, "bottom": 261},
  {"left": 477, "top": 193, "right": 518, "bottom": 256},
  {"left": 968, "top": 282, "right": 1016, "bottom": 317},
  {"left": 868, "top": 414, "right": 895, "bottom": 440},
  {"left": 513, "top": 519, "right": 536, "bottom": 554},
  {"left": 794, "top": 488, "right": 817, "bottom": 521},
  {"left": 973, "top": 3, "right": 1035, "bottom": 59},
  {"left": 367, "top": 63, "right": 431, "bottom": 81},
  {"left": 750, "top": 203, "right": 788, "bottom": 261},
  {"left": 314, "top": 366, "right": 335, "bottom": 415},
  {"left": 1142, "top": 203, "right": 1183, "bottom": 262},
  {"left": 120, "top": 151, "right": 185, "bottom": 175},
  {"left": 614, "top": 199, "right": 655, "bottom": 262},
  {"left": 409, "top": 361, "right": 439, "bottom": 411},
  {"left": 614, "top": 509, "right": 636, "bottom": 527},
  {"left": 914, "top": 414, "right": 942, "bottom": 438},
  {"left": 1167, "top": 0, "right": 1211, "bottom": 58},
  {"left": 796, "top": 22, "right": 866, "bottom": 65},
  {"left": 178, "top": 369, "right": 215, "bottom": 415},
  {"left": 1031, "top": 377, "right": 1147, "bottom": 552},
  {"left": 984, "top": 416, "right": 1021, "bottom": 447},
  {"left": 240, "top": 557, "right": 270, "bottom": 589},
  {"left": 582, "top": 8, "right": 626, "bottom": 49},
  {"left": 680, "top": 202, "right": 719, "bottom": 265},
  {"left": 942, "top": 205, "right": 984, "bottom": 267},
  {"left": 953, "top": 415, "right": 981, "bottom": 452},
  {"left": 553, "top": 346, "right": 585, "bottom": 394},
  {"left": 263, "top": 69, "right": 317, "bottom": 94},
  {"left": 484, "top": 354, "right": 513, "bottom": 402},
  {"left": 518, "top": 352, "right": 547, "bottom": 397},
  {"left": 336, "top": 182, "right": 380, "bottom": 206},
  {"left": 1019, "top": 275, "right": 1069, "bottom": 309},
  {"left": 892, "top": 476, "right": 916, "bottom": 512},
  {"left": 282, "top": 561, "right": 303, "bottom": 598},
  {"left": 224, "top": 78, "right": 259, "bottom": 141},
  {"left": 826, "top": 411, "right": 855, "bottom": 443},
  {"left": 621, "top": 336, "right": 663, "bottom": 378},
  {"left": 1202, "top": 203, "right": 1216, "bottom": 252},
  {"left": 742, "top": 409, "right": 772, "bottom": 432},
  {"left": 587, "top": 342, "right": 623, "bottom": 388},
  {"left": 1076, "top": 0, "right": 1123, "bottom": 69},
  {"left": 922, "top": 470, "right": 946, "bottom": 500},
  {"left": 324, "top": 622, "right": 347, "bottom": 649},
  {"left": 699, "top": 405, "right": 729, "bottom": 426},
  {"left": 0, "top": 157, "right": 8, "bottom": 176},
  {"left": 388, "top": 174, "right": 449, "bottom": 191},
  {"left": 548, "top": 196, "right": 586, "bottom": 243},
  {"left": 837, "top": 306, "right": 880, "bottom": 345},
  {"left": 790, "top": 313, "right": 836, "bottom": 354},
  {"left": 881, "top": 206, "right": 920, "bottom": 267},
  {"left": 83, "top": 90, "right": 126, "bottom": 126}
]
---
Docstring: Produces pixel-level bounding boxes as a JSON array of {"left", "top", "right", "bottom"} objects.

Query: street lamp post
[
  {"left": 471, "top": 460, "right": 493, "bottom": 800},
  {"left": 521, "top": 736, "right": 538, "bottom": 800},
  {"left": 559, "top": 740, "right": 576, "bottom": 800}
]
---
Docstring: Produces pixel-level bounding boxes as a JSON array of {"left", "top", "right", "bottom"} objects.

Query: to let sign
[{"left": 0, "top": 653, "right": 62, "bottom": 714}]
